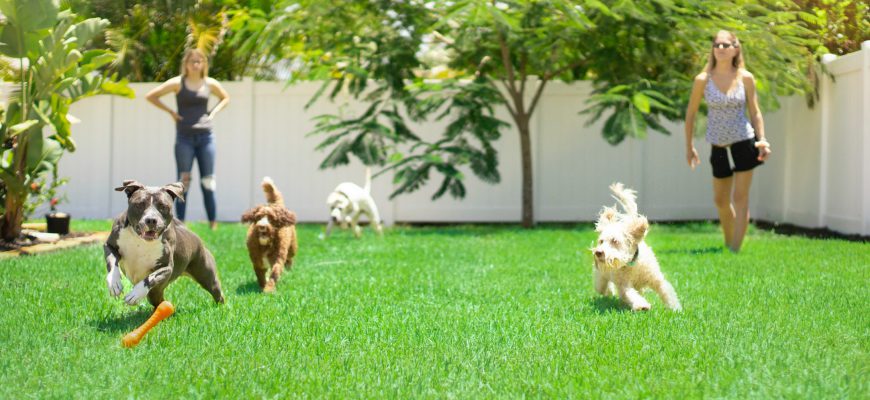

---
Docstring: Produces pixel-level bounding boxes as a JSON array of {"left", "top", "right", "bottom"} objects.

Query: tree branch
[
  {"left": 527, "top": 78, "right": 548, "bottom": 119},
  {"left": 543, "top": 59, "right": 586, "bottom": 81},
  {"left": 496, "top": 79, "right": 519, "bottom": 121},
  {"left": 519, "top": 52, "right": 527, "bottom": 96},
  {"left": 496, "top": 28, "right": 517, "bottom": 95}
]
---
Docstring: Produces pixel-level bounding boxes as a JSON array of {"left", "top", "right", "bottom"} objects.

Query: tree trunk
[
  {"left": 517, "top": 114, "right": 534, "bottom": 228},
  {"left": 2, "top": 193, "right": 24, "bottom": 242}
]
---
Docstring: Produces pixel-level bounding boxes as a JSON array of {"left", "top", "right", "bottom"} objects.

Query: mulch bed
[
  {"left": 0, "top": 231, "right": 109, "bottom": 257},
  {"left": 753, "top": 220, "right": 869, "bottom": 243}
]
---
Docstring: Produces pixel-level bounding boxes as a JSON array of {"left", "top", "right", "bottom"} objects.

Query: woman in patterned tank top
[
  {"left": 146, "top": 49, "right": 230, "bottom": 230},
  {"left": 684, "top": 30, "right": 772, "bottom": 253}
]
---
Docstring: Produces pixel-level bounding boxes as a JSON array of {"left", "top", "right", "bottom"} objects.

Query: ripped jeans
[{"left": 174, "top": 132, "right": 216, "bottom": 222}]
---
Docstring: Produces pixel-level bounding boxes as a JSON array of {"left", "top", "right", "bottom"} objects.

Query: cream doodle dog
[{"left": 591, "top": 183, "right": 681, "bottom": 312}]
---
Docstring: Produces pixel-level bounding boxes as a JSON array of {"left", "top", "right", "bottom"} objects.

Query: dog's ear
[
  {"left": 114, "top": 180, "right": 145, "bottom": 198},
  {"left": 241, "top": 206, "right": 262, "bottom": 224},
  {"left": 162, "top": 182, "right": 185, "bottom": 202},
  {"left": 595, "top": 206, "right": 618, "bottom": 232},
  {"left": 628, "top": 215, "right": 649, "bottom": 242},
  {"left": 272, "top": 207, "right": 297, "bottom": 227}
]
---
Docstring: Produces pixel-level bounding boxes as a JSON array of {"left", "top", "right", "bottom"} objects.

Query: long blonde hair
[
  {"left": 180, "top": 48, "right": 209, "bottom": 79},
  {"left": 705, "top": 30, "right": 745, "bottom": 71}
]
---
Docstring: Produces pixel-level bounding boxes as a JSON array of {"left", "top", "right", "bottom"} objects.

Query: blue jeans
[{"left": 175, "top": 132, "right": 216, "bottom": 222}]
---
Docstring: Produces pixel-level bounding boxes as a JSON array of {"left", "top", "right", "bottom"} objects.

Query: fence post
[
  {"left": 863, "top": 41, "right": 870, "bottom": 235},
  {"left": 819, "top": 53, "right": 838, "bottom": 229}
]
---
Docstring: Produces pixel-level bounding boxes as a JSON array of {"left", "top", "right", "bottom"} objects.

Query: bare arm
[
  {"left": 145, "top": 77, "right": 182, "bottom": 121},
  {"left": 684, "top": 73, "right": 707, "bottom": 169},
  {"left": 206, "top": 78, "right": 230, "bottom": 120},
  {"left": 743, "top": 71, "right": 771, "bottom": 161}
]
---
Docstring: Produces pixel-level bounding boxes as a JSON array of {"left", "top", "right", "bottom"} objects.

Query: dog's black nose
[
  {"left": 594, "top": 250, "right": 603, "bottom": 257},
  {"left": 143, "top": 217, "right": 157, "bottom": 226}
]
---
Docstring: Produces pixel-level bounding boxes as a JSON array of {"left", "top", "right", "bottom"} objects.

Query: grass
[{"left": 0, "top": 220, "right": 867, "bottom": 398}]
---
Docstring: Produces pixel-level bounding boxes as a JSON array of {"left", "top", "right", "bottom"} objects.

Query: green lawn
[{"left": 0, "top": 221, "right": 867, "bottom": 398}]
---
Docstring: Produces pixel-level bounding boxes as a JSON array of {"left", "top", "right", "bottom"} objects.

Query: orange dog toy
[{"left": 121, "top": 301, "right": 175, "bottom": 348}]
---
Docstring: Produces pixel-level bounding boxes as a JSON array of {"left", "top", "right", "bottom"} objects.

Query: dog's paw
[
  {"left": 106, "top": 269, "right": 123, "bottom": 297},
  {"left": 124, "top": 281, "right": 149, "bottom": 306},
  {"left": 263, "top": 281, "right": 276, "bottom": 293},
  {"left": 631, "top": 303, "right": 651, "bottom": 312}
]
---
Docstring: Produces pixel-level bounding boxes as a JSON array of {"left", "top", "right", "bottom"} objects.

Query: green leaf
[
  {"left": 99, "top": 79, "right": 134, "bottom": 98},
  {"left": 8, "top": 120, "right": 39, "bottom": 137},
  {"left": 631, "top": 92, "right": 651, "bottom": 114},
  {"left": 69, "top": 17, "right": 110, "bottom": 47},
  {"left": 0, "top": 0, "right": 59, "bottom": 57}
]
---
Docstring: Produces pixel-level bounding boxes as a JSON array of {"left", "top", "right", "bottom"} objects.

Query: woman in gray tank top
[
  {"left": 684, "top": 30, "right": 772, "bottom": 253},
  {"left": 146, "top": 49, "right": 230, "bottom": 230}
]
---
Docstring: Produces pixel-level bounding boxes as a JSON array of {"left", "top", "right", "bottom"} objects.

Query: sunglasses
[{"left": 712, "top": 42, "right": 738, "bottom": 49}]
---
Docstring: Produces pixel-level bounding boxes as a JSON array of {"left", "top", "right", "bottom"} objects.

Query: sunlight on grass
[{"left": 0, "top": 222, "right": 866, "bottom": 398}]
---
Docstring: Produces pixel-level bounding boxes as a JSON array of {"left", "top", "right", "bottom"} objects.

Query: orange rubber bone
[{"left": 121, "top": 301, "right": 175, "bottom": 348}]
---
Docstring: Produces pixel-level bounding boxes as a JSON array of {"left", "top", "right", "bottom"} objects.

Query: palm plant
[{"left": 0, "top": 0, "right": 133, "bottom": 241}]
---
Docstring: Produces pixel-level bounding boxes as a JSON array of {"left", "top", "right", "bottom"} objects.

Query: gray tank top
[
  {"left": 704, "top": 77, "right": 754, "bottom": 146},
  {"left": 176, "top": 77, "right": 212, "bottom": 134}
]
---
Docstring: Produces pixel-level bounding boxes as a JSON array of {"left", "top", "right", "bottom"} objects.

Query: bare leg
[
  {"left": 712, "top": 176, "right": 735, "bottom": 249},
  {"left": 730, "top": 170, "right": 754, "bottom": 253}
]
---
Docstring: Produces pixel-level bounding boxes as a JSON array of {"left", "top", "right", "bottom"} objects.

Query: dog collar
[{"left": 626, "top": 248, "right": 639, "bottom": 267}]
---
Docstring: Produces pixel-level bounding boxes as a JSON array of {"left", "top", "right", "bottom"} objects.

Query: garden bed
[{"left": 0, "top": 231, "right": 108, "bottom": 257}]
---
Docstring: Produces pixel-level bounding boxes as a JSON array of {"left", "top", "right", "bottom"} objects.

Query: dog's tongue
[{"left": 141, "top": 230, "right": 158, "bottom": 240}]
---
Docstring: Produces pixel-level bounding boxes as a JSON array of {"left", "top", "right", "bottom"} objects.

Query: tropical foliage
[
  {"left": 261, "top": 0, "right": 819, "bottom": 227},
  {"left": 0, "top": 0, "right": 132, "bottom": 241},
  {"left": 793, "top": 0, "right": 869, "bottom": 56},
  {"left": 66, "top": 0, "right": 281, "bottom": 81}
]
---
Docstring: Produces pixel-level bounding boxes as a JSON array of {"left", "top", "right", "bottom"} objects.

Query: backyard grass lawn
[{"left": 0, "top": 221, "right": 867, "bottom": 398}]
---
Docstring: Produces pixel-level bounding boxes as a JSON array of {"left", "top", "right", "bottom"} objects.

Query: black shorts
[{"left": 710, "top": 138, "right": 764, "bottom": 179}]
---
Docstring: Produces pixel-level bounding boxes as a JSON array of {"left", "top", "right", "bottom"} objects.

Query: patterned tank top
[
  {"left": 175, "top": 77, "right": 212, "bottom": 134},
  {"left": 704, "top": 77, "right": 754, "bottom": 146}
]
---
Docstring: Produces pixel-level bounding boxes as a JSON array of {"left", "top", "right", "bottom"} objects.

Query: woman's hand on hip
[
  {"left": 686, "top": 147, "right": 700, "bottom": 170},
  {"left": 755, "top": 140, "right": 771, "bottom": 161},
  {"left": 170, "top": 111, "right": 182, "bottom": 122}
]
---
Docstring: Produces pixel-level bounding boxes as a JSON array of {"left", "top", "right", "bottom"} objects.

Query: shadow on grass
[
  {"left": 657, "top": 246, "right": 724, "bottom": 255},
  {"left": 392, "top": 223, "right": 594, "bottom": 238},
  {"left": 589, "top": 296, "right": 629, "bottom": 314},
  {"left": 235, "top": 281, "right": 263, "bottom": 295},
  {"left": 89, "top": 307, "right": 156, "bottom": 334}
]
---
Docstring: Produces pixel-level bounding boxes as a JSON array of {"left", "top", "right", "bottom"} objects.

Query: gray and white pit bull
[{"left": 103, "top": 180, "right": 225, "bottom": 307}]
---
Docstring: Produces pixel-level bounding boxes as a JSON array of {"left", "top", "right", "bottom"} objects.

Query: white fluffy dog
[
  {"left": 323, "top": 168, "right": 383, "bottom": 238},
  {"left": 591, "top": 183, "right": 681, "bottom": 311}
]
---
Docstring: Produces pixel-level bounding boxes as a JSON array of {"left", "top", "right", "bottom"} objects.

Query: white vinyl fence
[{"left": 54, "top": 42, "right": 869, "bottom": 235}]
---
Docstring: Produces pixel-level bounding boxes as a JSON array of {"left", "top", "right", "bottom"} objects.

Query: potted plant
[
  {"left": 45, "top": 197, "right": 69, "bottom": 235},
  {"left": 23, "top": 175, "right": 69, "bottom": 235}
]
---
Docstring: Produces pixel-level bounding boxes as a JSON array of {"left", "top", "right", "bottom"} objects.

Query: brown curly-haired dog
[{"left": 241, "top": 177, "right": 298, "bottom": 293}]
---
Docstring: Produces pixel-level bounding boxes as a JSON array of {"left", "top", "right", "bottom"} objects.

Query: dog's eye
[
  {"left": 598, "top": 239, "right": 603, "bottom": 244},
  {"left": 611, "top": 239, "right": 618, "bottom": 246}
]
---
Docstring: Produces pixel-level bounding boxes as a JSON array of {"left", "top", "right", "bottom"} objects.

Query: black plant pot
[{"left": 46, "top": 213, "right": 71, "bottom": 235}]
